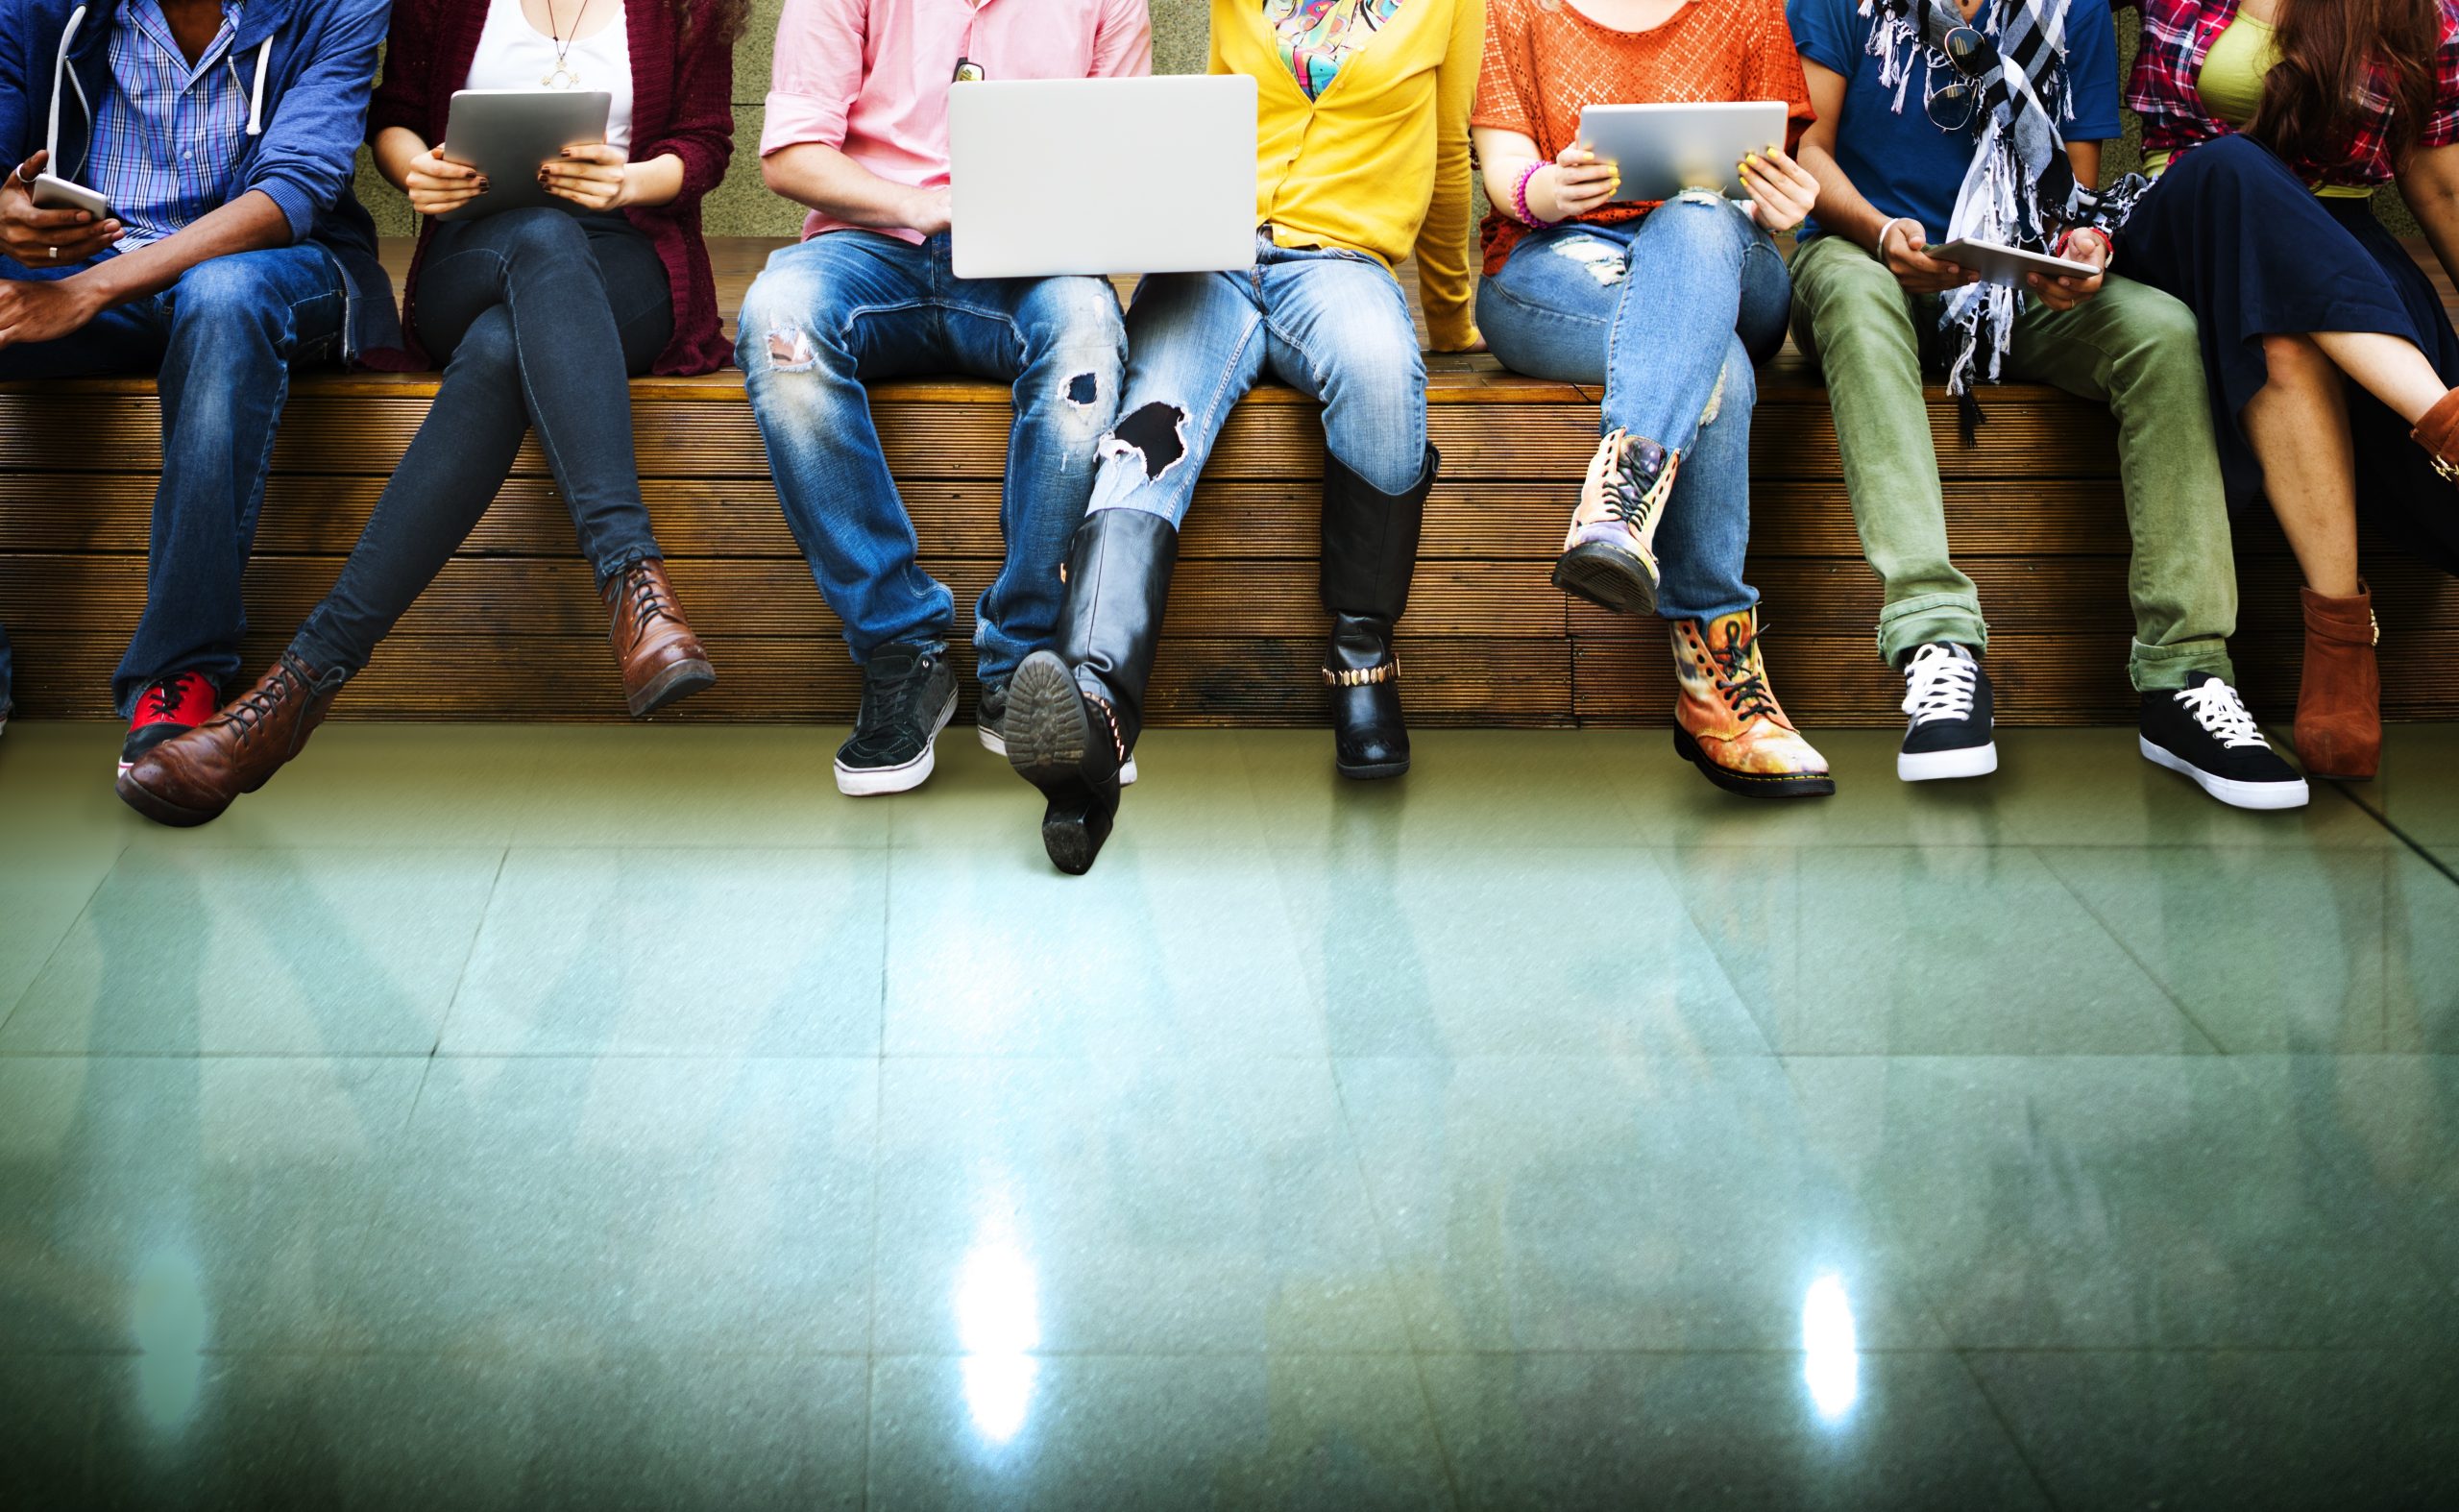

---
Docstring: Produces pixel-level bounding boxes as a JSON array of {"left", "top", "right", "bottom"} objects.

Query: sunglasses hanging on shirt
[
  {"left": 953, "top": 58, "right": 986, "bottom": 82},
  {"left": 1922, "top": 20, "right": 1997, "bottom": 134}
]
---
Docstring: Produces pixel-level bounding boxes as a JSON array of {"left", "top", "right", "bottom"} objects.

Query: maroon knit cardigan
[{"left": 364, "top": 0, "right": 736, "bottom": 375}]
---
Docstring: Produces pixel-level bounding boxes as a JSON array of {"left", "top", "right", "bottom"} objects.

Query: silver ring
[{"left": 45, "top": 246, "right": 57, "bottom": 260}]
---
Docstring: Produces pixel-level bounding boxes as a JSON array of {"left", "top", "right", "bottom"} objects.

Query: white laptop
[{"left": 948, "top": 76, "right": 1258, "bottom": 280}]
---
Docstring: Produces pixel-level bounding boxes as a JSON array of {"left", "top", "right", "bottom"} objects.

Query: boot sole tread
[
  {"left": 1552, "top": 545, "right": 1659, "bottom": 618},
  {"left": 628, "top": 659, "right": 718, "bottom": 719}
]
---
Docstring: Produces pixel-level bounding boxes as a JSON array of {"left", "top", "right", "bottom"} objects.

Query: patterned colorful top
[
  {"left": 1473, "top": 0, "right": 1812, "bottom": 272},
  {"left": 1266, "top": 0, "right": 1407, "bottom": 99},
  {"left": 2125, "top": 0, "right": 2459, "bottom": 190}
]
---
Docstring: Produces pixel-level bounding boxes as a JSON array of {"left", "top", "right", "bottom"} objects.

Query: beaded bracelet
[{"left": 1512, "top": 160, "right": 1559, "bottom": 228}]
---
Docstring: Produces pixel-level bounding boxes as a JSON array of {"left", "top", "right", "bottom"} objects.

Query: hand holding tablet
[{"left": 432, "top": 89, "right": 614, "bottom": 221}]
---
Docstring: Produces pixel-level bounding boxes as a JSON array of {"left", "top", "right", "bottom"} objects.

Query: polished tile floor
[{"left": 2, "top": 719, "right": 2455, "bottom": 1510}]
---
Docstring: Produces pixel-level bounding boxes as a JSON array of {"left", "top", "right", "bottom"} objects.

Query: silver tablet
[
  {"left": 436, "top": 89, "right": 613, "bottom": 221},
  {"left": 1573, "top": 101, "right": 1790, "bottom": 204},
  {"left": 1931, "top": 237, "right": 2101, "bottom": 285}
]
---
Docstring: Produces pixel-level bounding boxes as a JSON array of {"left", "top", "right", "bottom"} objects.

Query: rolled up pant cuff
[
  {"left": 2130, "top": 638, "right": 2235, "bottom": 693},
  {"left": 1875, "top": 593, "right": 1989, "bottom": 669}
]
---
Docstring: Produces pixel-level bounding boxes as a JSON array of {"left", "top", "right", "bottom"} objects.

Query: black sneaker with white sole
[
  {"left": 835, "top": 643, "right": 957, "bottom": 796},
  {"left": 2139, "top": 672, "right": 2309, "bottom": 811},
  {"left": 979, "top": 674, "right": 1137, "bottom": 784},
  {"left": 1897, "top": 642, "right": 1997, "bottom": 781}
]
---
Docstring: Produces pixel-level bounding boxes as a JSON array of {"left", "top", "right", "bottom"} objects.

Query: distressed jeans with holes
[
  {"left": 1476, "top": 193, "right": 1789, "bottom": 622},
  {"left": 1086, "top": 235, "right": 1428, "bottom": 524},
  {"left": 737, "top": 232, "right": 1127, "bottom": 685},
  {"left": 1789, "top": 232, "right": 2239, "bottom": 690}
]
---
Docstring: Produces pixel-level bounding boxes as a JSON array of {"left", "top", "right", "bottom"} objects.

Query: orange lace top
[{"left": 1472, "top": 0, "right": 1814, "bottom": 274}]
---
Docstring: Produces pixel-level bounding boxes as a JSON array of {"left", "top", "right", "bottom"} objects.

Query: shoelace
[
  {"left": 2176, "top": 680, "right": 2269, "bottom": 749},
  {"left": 215, "top": 657, "right": 306, "bottom": 744},
  {"left": 619, "top": 563, "right": 680, "bottom": 635},
  {"left": 1901, "top": 645, "right": 1979, "bottom": 727},
  {"left": 137, "top": 671, "right": 206, "bottom": 724},
  {"left": 1701, "top": 625, "right": 1782, "bottom": 724},
  {"left": 853, "top": 653, "right": 936, "bottom": 740},
  {"left": 1594, "top": 439, "right": 1665, "bottom": 530}
]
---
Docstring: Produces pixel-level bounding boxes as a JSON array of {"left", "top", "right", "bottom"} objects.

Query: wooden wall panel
[{"left": 0, "top": 361, "right": 2444, "bottom": 728}]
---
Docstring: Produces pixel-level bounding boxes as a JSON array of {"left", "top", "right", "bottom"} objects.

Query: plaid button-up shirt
[
  {"left": 88, "top": 0, "right": 253, "bottom": 248},
  {"left": 2126, "top": 0, "right": 2459, "bottom": 190}
]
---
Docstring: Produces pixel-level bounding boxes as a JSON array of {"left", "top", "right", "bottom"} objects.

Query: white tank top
[{"left": 465, "top": 0, "right": 634, "bottom": 154}]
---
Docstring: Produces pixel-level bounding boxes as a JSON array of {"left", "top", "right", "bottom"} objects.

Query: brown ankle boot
[
  {"left": 2295, "top": 584, "right": 2381, "bottom": 780},
  {"left": 2412, "top": 390, "right": 2459, "bottom": 480},
  {"left": 115, "top": 652, "right": 343, "bottom": 827},
  {"left": 604, "top": 558, "right": 715, "bottom": 718}
]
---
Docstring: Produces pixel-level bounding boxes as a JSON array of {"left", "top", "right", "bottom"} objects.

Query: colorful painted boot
[
  {"left": 1552, "top": 430, "right": 1677, "bottom": 617},
  {"left": 1668, "top": 610, "right": 1835, "bottom": 799}
]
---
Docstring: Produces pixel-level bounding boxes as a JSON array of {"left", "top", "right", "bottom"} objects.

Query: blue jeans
[
  {"left": 737, "top": 232, "right": 1127, "bottom": 686},
  {"left": 0, "top": 244, "right": 344, "bottom": 715},
  {"left": 292, "top": 209, "right": 671, "bottom": 676},
  {"left": 1087, "top": 235, "right": 1429, "bottom": 523},
  {"left": 1475, "top": 193, "right": 1788, "bottom": 622}
]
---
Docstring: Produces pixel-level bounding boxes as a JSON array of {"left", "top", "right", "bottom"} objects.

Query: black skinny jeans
[{"left": 292, "top": 207, "right": 674, "bottom": 676}]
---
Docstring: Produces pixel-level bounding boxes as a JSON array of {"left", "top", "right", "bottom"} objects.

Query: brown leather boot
[
  {"left": 114, "top": 652, "right": 343, "bottom": 827},
  {"left": 2295, "top": 583, "right": 2381, "bottom": 780},
  {"left": 604, "top": 557, "right": 715, "bottom": 718},
  {"left": 2411, "top": 389, "right": 2459, "bottom": 480}
]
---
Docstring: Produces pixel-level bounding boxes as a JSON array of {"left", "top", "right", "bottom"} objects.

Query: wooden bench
[{"left": 2, "top": 238, "right": 2452, "bottom": 726}]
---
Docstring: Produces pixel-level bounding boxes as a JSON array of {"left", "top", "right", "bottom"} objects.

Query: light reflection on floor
[{"left": 2, "top": 719, "right": 2455, "bottom": 1508}]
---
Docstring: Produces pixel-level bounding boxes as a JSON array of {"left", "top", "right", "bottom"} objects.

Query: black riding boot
[
  {"left": 1320, "top": 445, "right": 1436, "bottom": 779},
  {"left": 1006, "top": 507, "right": 1180, "bottom": 874}
]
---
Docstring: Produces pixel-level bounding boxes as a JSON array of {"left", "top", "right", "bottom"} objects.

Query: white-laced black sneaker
[
  {"left": 978, "top": 676, "right": 1136, "bottom": 784},
  {"left": 2139, "top": 672, "right": 2309, "bottom": 811},
  {"left": 835, "top": 643, "right": 957, "bottom": 796},
  {"left": 1897, "top": 643, "right": 1997, "bottom": 781}
]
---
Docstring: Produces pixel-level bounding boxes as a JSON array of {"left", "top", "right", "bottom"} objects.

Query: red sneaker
[{"left": 120, "top": 671, "right": 218, "bottom": 774}]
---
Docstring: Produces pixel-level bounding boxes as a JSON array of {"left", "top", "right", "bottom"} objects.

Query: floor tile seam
[
  {"left": 2323, "top": 779, "right": 2459, "bottom": 888},
  {"left": 419, "top": 846, "right": 512, "bottom": 1066},
  {"left": 1645, "top": 845, "right": 1788, "bottom": 1059},
  {"left": 14, "top": 1343, "right": 2429, "bottom": 1363},
  {"left": 1639, "top": 841, "right": 1785, "bottom": 1058},
  {"left": 0, "top": 838, "right": 125, "bottom": 1042},
  {"left": 1948, "top": 1346, "right": 2067, "bottom": 1511},
  {"left": 1984, "top": 843, "right": 2229, "bottom": 1055},
  {"left": 19, "top": 1047, "right": 2449, "bottom": 1065},
  {"left": 1321, "top": 1057, "right": 1453, "bottom": 1365}
]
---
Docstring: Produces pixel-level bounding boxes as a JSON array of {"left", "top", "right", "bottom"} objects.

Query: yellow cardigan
[{"left": 1212, "top": 0, "right": 1485, "bottom": 350}]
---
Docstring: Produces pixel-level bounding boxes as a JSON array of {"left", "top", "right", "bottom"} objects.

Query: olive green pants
[{"left": 1788, "top": 232, "right": 2239, "bottom": 691}]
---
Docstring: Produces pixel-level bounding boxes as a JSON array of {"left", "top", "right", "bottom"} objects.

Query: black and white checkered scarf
[{"left": 1862, "top": 0, "right": 2145, "bottom": 397}]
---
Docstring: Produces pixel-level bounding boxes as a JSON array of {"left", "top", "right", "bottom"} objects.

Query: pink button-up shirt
[{"left": 764, "top": 0, "right": 1154, "bottom": 242}]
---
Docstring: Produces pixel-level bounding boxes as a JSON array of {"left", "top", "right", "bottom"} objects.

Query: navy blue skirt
[{"left": 2117, "top": 132, "right": 2459, "bottom": 574}]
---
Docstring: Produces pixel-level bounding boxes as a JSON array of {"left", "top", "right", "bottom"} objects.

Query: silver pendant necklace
[{"left": 540, "top": 0, "right": 597, "bottom": 89}]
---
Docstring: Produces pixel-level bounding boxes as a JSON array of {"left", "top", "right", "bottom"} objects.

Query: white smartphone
[
  {"left": 1931, "top": 237, "right": 2100, "bottom": 285},
  {"left": 30, "top": 171, "right": 110, "bottom": 219}
]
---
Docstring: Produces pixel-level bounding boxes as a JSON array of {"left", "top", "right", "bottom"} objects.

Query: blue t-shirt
[{"left": 1787, "top": 0, "right": 2124, "bottom": 243}]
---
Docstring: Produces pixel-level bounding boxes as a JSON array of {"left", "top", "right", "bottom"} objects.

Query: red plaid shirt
[{"left": 2124, "top": 0, "right": 2459, "bottom": 189}]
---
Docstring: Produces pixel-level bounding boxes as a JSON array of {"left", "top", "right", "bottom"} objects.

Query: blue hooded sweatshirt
[{"left": 0, "top": 0, "right": 403, "bottom": 361}]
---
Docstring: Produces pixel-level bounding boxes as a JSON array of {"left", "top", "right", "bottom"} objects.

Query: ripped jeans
[
  {"left": 1086, "top": 235, "right": 1428, "bottom": 522},
  {"left": 1476, "top": 192, "right": 1789, "bottom": 622},
  {"left": 737, "top": 232, "right": 1128, "bottom": 684}
]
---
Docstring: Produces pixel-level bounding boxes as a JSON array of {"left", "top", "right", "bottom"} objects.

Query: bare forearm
[
  {"left": 1798, "top": 142, "right": 1893, "bottom": 253},
  {"left": 375, "top": 125, "right": 428, "bottom": 192},
  {"left": 67, "top": 189, "right": 292, "bottom": 309},
  {"left": 761, "top": 143, "right": 930, "bottom": 231}
]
